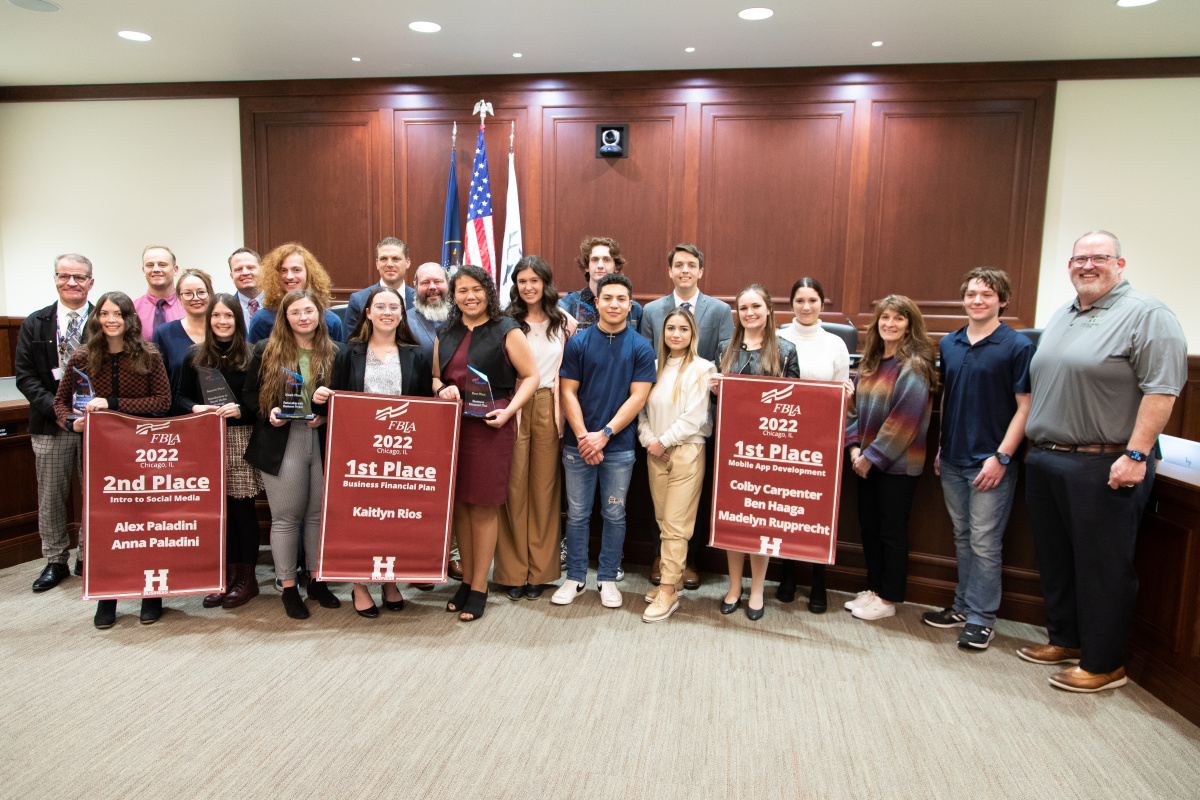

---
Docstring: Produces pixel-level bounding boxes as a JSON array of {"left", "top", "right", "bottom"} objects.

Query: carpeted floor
[{"left": 3, "top": 557, "right": 1198, "bottom": 800}]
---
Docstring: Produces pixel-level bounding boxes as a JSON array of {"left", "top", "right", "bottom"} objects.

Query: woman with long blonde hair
[
  {"left": 844, "top": 295, "right": 937, "bottom": 622},
  {"left": 247, "top": 243, "right": 345, "bottom": 343}
]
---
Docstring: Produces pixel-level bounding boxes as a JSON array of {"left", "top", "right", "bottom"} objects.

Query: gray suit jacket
[{"left": 638, "top": 291, "right": 733, "bottom": 363}]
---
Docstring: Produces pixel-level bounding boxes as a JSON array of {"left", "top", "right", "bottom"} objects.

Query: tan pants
[
  {"left": 647, "top": 442, "right": 706, "bottom": 587},
  {"left": 495, "top": 388, "right": 562, "bottom": 586}
]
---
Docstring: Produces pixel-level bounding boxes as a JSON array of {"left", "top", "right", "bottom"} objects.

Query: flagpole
[
  {"left": 452, "top": 120, "right": 456, "bottom": 151},
  {"left": 509, "top": 120, "right": 514, "bottom": 153}
]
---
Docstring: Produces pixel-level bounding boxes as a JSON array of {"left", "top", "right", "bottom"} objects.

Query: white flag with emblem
[{"left": 498, "top": 149, "right": 522, "bottom": 309}]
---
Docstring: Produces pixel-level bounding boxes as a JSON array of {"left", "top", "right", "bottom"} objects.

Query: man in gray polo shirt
[{"left": 1019, "top": 230, "right": 1187, "bottom": 693}]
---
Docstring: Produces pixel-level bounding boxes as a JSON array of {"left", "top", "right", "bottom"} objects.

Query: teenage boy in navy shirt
[
  {"left": 923, "top": 267, "right": 1033, "bottom": 650},
  {"left": 553, "top": 273, "right": 656, "bottom": 609}
]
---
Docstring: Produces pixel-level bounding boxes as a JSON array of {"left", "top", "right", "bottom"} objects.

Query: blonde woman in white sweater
[
  {"left": 637, "top": 307, "right": 716, "bottom": 622},
  {"left": 776, "top": 277, "right": 852, "bottom": 613}
]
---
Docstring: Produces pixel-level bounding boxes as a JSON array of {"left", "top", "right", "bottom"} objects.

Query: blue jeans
[
  {"left": 940, "top": 460, "right": 1019, "bottom": 626},
  {"left": 562, "top": 446, "right": 635, "bottom": 583}
]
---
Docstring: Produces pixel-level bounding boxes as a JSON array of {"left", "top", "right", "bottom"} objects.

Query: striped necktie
[
  {"left": 681, "top": 301, "right": 691, "bottom": 311},
  {"left": 60, "top": 310, "right": 81, "bottom": 366}
]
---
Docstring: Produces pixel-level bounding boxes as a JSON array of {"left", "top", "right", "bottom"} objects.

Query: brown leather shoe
[
  {"left": 1049, "top": 666, "right": 1128, "bottom": 693},
  {"left": 448, "top": 559, "right": 464, "bottom": 582},
  {"left": 682, "top": 563, "right": 700, "bottom": 590},
  {"left": 650, "top": 557, "right": 662, "bottom": 586},
  {"left": 222, "top": 563, "right": 260, "bottom": 608},
  {"left": 1016, "top": 644, "right": 1082, "bottom": 665}
]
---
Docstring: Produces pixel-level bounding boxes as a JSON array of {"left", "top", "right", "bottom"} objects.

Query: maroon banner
[
  {"left": 317, "top": 391, "right": 460, "bottom": 583},
  {"left": 82, "top": 410, "right": 226, "bottom": 600},
  {"left": 709, "top": 376, "right": 846, "bottom": 564}
]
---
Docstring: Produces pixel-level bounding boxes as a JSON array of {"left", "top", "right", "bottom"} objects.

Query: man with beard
[{"left": 407, "top": 262, "right": 451, "bottom": 357}]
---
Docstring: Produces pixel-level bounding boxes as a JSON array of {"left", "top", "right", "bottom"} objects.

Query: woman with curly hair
[
  {"left": 247, "top": 243, "right": 345, "bottom": 344},
  {"left": 432, "top": 265, "right": 539, "bottom": 622},
  {"left": 844, "top": 295, "right": 937, "bottom": 622}
]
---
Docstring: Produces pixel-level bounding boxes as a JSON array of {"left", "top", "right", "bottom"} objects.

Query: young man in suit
[
  {"left": 344, "top": 237, "right": 416, "bottom": 334},
  {"left": 15, "top": 254, "right": 95, "bottom": 591},
  {"left": 638, "top": 244, "right": 734, "bottom": 590}
]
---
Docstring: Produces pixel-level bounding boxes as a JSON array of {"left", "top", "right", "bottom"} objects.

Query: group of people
[{"left": 15, "top": 229, "right": 1187, "bottom": 695}]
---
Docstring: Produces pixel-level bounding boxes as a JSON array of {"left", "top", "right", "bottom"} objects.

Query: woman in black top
[{"left": 178, "top": 293, "right": 262, "bottom": 610}]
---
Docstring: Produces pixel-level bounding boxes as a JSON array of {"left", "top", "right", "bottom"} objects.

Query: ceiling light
[
  {"left": 513, "top": 52, "right": 522, "bottom": 58},
  {"left": 872, "top": 41, "right": 883, "bottom": 47},
  {"left": 351, "top": 57, "right": 361, "bottom": 62},
  {"left": 8, "top": 0, "right": 61, "bottom": 12},
  {"left": 1116, "top": 0, "right": 1157, "bottom": 5},
  {"left": 685, "top": 47, "right": 696, "bottom": 52},
  {"left": 118, "top": 30, "right": 152, "bottom": 42},
  {"left": 738, "top": 7, "right": 773, "bottom": 20},
  {"left": 408, "top": 21, "right": 441, "bottom": 33}
]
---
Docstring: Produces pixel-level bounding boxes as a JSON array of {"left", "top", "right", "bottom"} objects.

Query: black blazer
[
  {"left": 242, "top": 340, "right": 341, "bottom": 476},
  {"left": 322, "top": 340, "right": 434, "bottom": 399},
  {"left": 15, "top": 301, "right": 93, "bottom": 435}
]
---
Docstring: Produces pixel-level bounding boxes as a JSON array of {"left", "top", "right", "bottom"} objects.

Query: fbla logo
[
  {"left": 143, "top": 569, "right": 169, "bottom": 594},
  {"left": 371, "top": 557, "right": 396, "bottom": 580},
  {"left": 760, "top": 385, "right": 794, "bottom": 404},
  {"left": 375, "top": 403, "right": 410, "bottom": 421},
  {"left": 135, "top": 421, "right": 173, "bottom": 435}
]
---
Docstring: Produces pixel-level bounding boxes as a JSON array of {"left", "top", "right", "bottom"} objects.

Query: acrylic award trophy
[
  {"left": 278, "top": 366, "right": 314, "bottom": 420},
  {"left": 68, "top": 366, "right": 93, "bottom": 421},
  {"left": 196, "top": 366, "right": 237, "bottom": 407},
  {"left": 462, "top": 366, "right": 496, "bottom": 418},
  {"left": 577, "top": 300, "right": 598, "bottom": 329}
]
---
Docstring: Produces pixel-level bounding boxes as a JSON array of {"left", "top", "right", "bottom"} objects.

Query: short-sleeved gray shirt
[{"left": 1026, "top": 280, "right": 1187, "bottom": 445}]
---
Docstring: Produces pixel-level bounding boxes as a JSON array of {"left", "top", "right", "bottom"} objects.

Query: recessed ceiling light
[
  {"left": 738, "top": 7, "right": 773, "bottom": 20},
  {"left": 8, "top": 0, "right": 61, "bottom": 12},
  {"left": 685, "top": 47, "right": 696, "bottom": 53},
  {"left": 1116, "top": 0, "right": 1157, "bottom": 6},
  {"left": 351, "top": 57, "right": 361, "bottom": 62},
  {"left": 408, "top": 21, "right": 441, "bottom": 33},
  {"left": 872, "top": 41, "right": 883, "bottom": 47},
  {"left": 118, "top": 30, "right": 152, "bottom": 42},
  {"left": 513, "top": 52, "right": 522, "bottom": 58}
]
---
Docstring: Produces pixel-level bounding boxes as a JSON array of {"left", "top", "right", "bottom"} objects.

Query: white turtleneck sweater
[
  {"left": 637, "top": 356, "right": 716, "bottom": 448},
  {"left": 778, "top": 322, "right": 851, "bottom": 382}
]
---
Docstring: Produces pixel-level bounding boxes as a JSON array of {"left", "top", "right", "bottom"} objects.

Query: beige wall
[
  {"left": 0, "top": 98, "right": 242, "bottom": 317},
  {"left": 1039, "top": 77, "right": 1200, "bottom": 353}
]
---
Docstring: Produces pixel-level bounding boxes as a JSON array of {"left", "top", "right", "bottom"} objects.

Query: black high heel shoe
[
  {"left": 353, "top": 585, "right": 379, "bottom": 618},
  {"left": 140, "top": 597, "right": 163, "bottom": 625},
  {"left": 381, "top": 584, "right": 405, "bottom": 611},
  {"left": 506, "top": 584, "right": 525, "bottom": 601},
  {"left": 720, "top": 592, "right": 743, "bottom": 615},
  {"left": 459, "top": 589, "right": 487, "bottom": 622},
  {"left": 446, "top": 582, "right": 471, "bottom": 612}
]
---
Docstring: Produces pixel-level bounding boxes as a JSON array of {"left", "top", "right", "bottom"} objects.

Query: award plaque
[
  {"left": 196, "top": 367, "right": 237, "bottom": 407},
  {"left": 576, "top": 300, "right": 598, "bottom": 329},
  {"left": 68, "top": 366, "right": 94, "bottom": 421},
  {"left": 278, "top": 366, "right": 315, "bottom": 420},
  {"left": 462, "top": 366, "right": 496, "bottom": 418}
]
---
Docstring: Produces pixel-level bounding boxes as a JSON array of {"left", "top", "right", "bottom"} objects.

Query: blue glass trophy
[
  {"left": 462, "top": 366, "right": 496, "bottom": 418},
  {"left": 278, "top": 366, "right": 314, "bottom": 420},
  {"left": 68, "top": 366, "right": 93, "bottom": 421}
]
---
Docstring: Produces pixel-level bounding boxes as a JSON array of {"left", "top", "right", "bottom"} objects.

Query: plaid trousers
[{"left": 31, "top": 429, "right": 83, "bottom": 563}]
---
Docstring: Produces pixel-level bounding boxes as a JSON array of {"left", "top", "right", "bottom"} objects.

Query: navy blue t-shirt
[
  {"left": 939, "top": 322, "right": 1034, "bottom": 467},
  {"left": 559, "top": 324, "right": 657, "bottom": 453}
]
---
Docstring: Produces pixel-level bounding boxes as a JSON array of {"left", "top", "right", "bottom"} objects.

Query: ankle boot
[
  {"left": 222, "top": 563, "right": 260, "bottom": 609},
  {"left": 203, "top": 566, "right": 234, "bottom": 608},
  {"left": 807, "top": 564, "right": 828, "bottom": 614}
]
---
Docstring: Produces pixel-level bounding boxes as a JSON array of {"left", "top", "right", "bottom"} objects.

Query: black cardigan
[{"left": 323, "top": 340, "right": 434, "bottom": 398}]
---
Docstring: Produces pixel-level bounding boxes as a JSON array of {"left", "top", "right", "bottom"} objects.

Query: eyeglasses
[
  {"left": 371, "top": 303, "right": 403, "bottom": 313},
  {"left": 179, "top": 290, "right": 210, "bottom": 301},
  {"left": 55, "top": 273, "right": 92, "bottom": 284},
  {"left": 1070, "top": 254, "right": 1117, "bottom": 267}
]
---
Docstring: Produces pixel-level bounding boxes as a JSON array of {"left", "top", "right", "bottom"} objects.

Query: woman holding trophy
[
  {"left": 432, "top": 265, "right": 539, "bottom": 622},
  {"left": 312, "top": 285, "right": 433, "bottom": 618},
  {"left": 243, "top": 288, "right": 342, "bottom": 620},
  {"left": 53, "top": 291, "right": 171, "bottom": 628}
]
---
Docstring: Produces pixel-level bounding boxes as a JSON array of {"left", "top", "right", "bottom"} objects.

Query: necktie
[
  {"left": 681, "top": 301, "right": 691, "bottom": 311},
  {"left": 248, "top": 297, "right": 260, "bottom": 315},
  {"left": 151, "top": 298, "right": 167, "bottom": 337},
  {"left": 60, "top": 310, "right": 81, "bottom": 366}
]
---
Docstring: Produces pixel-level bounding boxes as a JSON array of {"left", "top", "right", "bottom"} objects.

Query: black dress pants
[
  {"left": 1025, "top": 448, "right": 1154, "bottom": 674},
  {"left": 226, "top": 496, "right": 261, "bottom": 565},
  {"left": 857, "top": 470, "right": 920, "bottom": 603}
]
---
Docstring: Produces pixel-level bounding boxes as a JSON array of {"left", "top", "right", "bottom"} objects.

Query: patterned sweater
[
  {"left": 53, "top": 347, "right": 171, "bottom": 429},
  {"left": 844, "top": 355, "right": 932, "bottom": 477}
]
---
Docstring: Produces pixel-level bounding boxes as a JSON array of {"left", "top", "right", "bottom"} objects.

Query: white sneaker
[
  {"left": 844, "top": 590, "right": 876, "bottom": 611},
  {"left": 852, "top": 596, "right": 896, "bottom": 621},
  {"left": 551, "top": 580, "right": 586, "bottom": 605},
  {"left": 598, "top": 581, "right": 622, "bottom": 608}
]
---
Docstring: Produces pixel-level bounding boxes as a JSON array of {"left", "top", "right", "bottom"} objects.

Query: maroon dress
[{"left": 444, "top": 330, "right": 516, "bottom": 505}]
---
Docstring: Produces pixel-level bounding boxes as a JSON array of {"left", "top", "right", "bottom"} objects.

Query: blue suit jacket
[{"left": 345, "top": 283, "right": 416, "bottom": 337}]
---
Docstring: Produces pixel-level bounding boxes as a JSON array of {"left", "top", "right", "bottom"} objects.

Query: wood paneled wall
[{"left": 239, "top": 70, "right": 1055, "bottom": 332}]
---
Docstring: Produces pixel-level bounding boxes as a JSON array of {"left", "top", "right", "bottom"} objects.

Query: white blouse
[{"left": 525, "top": 318, "right": 565, "bottom": 390}]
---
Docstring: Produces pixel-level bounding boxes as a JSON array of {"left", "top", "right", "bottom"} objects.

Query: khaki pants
[
  {"left": 495, "top": 388, "right": 562, "bottom": 586},
  {"left": 647, "top": 442, "right": 706, "bottom": 587}
]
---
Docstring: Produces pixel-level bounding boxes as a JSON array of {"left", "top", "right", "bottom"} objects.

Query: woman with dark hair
[
  {"left": 53, "top": 291, "right": 171, "bottom": 628},
  {"left": 247, "top": 243, "right": 345, "bottom": 344},
  {"left": 152, "top": 268, "right": 214, "bottom": 412},
  {"left": 844, "top": 295, "right": 937, "bottom": 622},
  {"left": 432, "top": 264, "right": 539, "bottom": 621},
  {"left": 712, "top": 284, "right": 799, "bottom": 621},
  {"left": 178, "top": 293, "right": 262, "bottom": 610},
  {"left": 776, "top": 276, "right": 853, "bottom": 612},
  {"left": 495, "top": 256, "right": 577, "bottom": 600},
  {"left": 311, "top": 286, "right": 433, "bottom": 617},
  {"left": 243, "top": 288, "right": 342, "bottom": 620}
]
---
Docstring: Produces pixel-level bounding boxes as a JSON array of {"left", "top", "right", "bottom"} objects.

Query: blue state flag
[{"left": 442, "top": 150, "right": 462, "bottom": 268}]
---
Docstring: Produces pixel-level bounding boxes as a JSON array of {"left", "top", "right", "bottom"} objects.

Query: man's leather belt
[{"left": 1035, "top": 442, "right": 1126, "bottom": 454}]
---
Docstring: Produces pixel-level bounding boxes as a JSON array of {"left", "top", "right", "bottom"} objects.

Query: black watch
[
  {"left": 1125, "top": 449, "right": 1148, "bottom": 462},
  {"left": 994, "top": 452, "right": 1011, "bottom": 466}
]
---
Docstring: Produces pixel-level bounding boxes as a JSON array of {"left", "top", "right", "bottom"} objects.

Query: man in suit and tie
[
  {"left": 16, "top": 253, "right": 95, "bottom": 592},
  {"left": 638, "top": 244, "right": 734, "bottom": 589},
  {"left": 344, "top": 237, "right": 417, "bottom": 334},
  {"left": 228, "top": 247, "right": 263, "bottom": 331}
]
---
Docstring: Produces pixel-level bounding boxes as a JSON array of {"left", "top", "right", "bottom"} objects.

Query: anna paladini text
[{"left": 111, "top": 519, "right": 201, "bottom": 549}]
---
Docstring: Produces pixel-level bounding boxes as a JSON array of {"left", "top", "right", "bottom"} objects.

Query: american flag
[{"left": 464, "top": 125, "right": 496, "bottom": 282}]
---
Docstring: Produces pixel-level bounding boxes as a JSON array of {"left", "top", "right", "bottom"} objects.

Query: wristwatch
[
  {"left": 602, "top": 426, "right": 614, "bottom": 439},
  {"left": 994, "top": 452, "right": 1011, "bottom": 466},
  {"left": 1125, "top": 449, "right": 1148, "bottom": 462}
]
